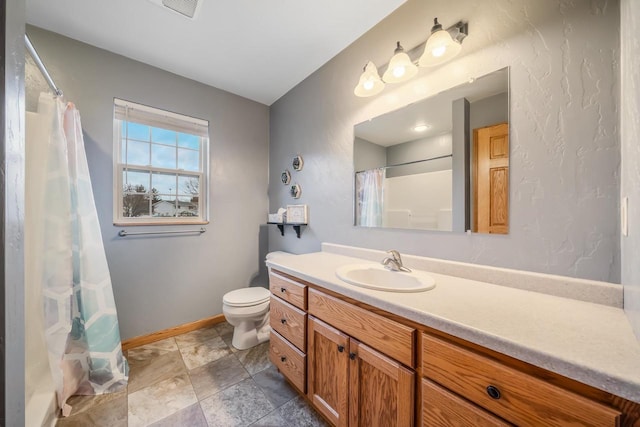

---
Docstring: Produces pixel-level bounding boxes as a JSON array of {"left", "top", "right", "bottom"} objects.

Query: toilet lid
[{"left": 223, "top": 287, "right": 271, "bottom": 307}]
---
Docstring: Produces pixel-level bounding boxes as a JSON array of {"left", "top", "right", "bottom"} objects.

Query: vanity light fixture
[
  {"left": 419, "top": 18, "right": 468, "bottom": 67},
  {"left": 382, "top": 42, "right": 418, "bottom": 84},
  {"left": 413, "top": 124, "right": 430, "bottom": 132},
  {"left": 353, "top": 61, "right": 385, "bottom": 97},
  {"left": 354, "top": 17, "right": 468, "bottom": 98}
]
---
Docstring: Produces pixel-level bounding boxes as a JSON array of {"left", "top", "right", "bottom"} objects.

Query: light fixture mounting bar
[
  {"left": 448, "top": 21, "right": 468, "bottom": 44},
  {"left": 377, "top": 20, "right": 468, "bottom": 75}
]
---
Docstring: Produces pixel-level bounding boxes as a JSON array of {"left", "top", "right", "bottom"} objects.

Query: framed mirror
[{"left": 353, "top": 67, "right": 509, "bottom": 234}]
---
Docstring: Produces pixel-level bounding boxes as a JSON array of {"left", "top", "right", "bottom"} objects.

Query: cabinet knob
[
  {"left": 280, "top": 287, "right": 286, "bottom": 293},
  {"left": 349, "top": 352, "right": 357, "bottom": 360},
  {"left": 337, "top": 345, "right": 345, "bottom": 353},
  {"left": 486, "top": 385, "right": 501, "bottom": 400},
  {"left": 280, "top": 319, "right": 287, "bottom": 324},
  {"left": 280, "top": 356, "right": 286, "bottom": 362}
]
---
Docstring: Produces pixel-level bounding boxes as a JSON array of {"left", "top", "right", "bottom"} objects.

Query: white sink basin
[{"left": 335, "top": 264, "right": 436, "bottom": 293}]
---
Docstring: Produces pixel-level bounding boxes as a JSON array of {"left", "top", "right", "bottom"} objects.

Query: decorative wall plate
[
  {"left": 281, "top": 170, "right": 291, "bottom": 185},
  {"left": 290, "top": 184, "right": 302, "bottom": 199},
  {"left": 292, "top": 155, "right": 304, "bottom": 171}
]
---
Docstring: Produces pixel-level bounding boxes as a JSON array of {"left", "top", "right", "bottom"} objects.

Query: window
[{"left": 113, "top": 99, "right": 209, "bottom": 224}]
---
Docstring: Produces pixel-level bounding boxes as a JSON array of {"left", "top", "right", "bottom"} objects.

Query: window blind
[{"left": 114, "top": 98, "right": 209, "bottom": 137}]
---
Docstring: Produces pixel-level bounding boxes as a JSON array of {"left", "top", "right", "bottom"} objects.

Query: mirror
[{"left": 354, "top": 67, "right": 509, "bottom": 234}]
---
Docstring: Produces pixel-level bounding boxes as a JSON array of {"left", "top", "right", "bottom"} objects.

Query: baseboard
[{"left": 122, "top": 313, "right": 226, "bottom": 351}]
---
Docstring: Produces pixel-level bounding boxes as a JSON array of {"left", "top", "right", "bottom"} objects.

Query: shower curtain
[
  {"left": 33, "top": 93, "right": 128, "bottom": 416},
  {"left": 355, "top": 168, "right": 385, "bottom": 227}
]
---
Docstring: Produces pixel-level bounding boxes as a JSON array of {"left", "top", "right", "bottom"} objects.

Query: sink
[{"left": 335, "top": 264, "right": 436, "bottom": 292}]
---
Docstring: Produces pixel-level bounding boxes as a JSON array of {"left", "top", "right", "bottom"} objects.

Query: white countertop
[{"left": 267, "top": 251, "right": 640, "bottom": 404}]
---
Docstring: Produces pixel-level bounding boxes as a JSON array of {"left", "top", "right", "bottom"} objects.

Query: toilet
[{"left": 222, "top": 251, "right": 292, "bottom": 350}]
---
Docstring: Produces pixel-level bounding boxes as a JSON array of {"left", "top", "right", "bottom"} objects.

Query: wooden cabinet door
[
  {"left": 348, "top": 340, "right": 414, "bottom": 427},
  {"left": 308, "top": 316, "right": 349, "bottom": 427}
]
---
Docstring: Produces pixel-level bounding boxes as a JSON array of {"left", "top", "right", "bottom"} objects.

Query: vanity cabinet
[
  {"left": 307, "top": 288, "right": 415, "bottom": 427},
  {"left": 421, "top": 333, "right": 621, "bottom": 427},
  {"left": 308, "top": 316, "right": 414, "bottom": 427},
  {"left": 307, "top": 316, "right": 349, "bottom": 426},
  {"left": 268, "top": 269, "right": 638, "bottom": 427},
  {"left": 421, "top": 378, "right": 511, "bottom": 427},
  {"left": 268, "top": 272, "right": 308, "bottom": 393}
]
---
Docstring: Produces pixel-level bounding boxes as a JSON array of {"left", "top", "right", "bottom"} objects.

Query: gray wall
[
  {"left": 469, "top": 92, "right": 509, "bottom": 132},
  {"left": 26, "top": 26, "right": 270, "bottom": 340},
  {"left": 269, "top": 0, "right": 620, "bottom": 283},
  {"left": 3, "top": 1, "right": 26, "bottom": 424},
  {"left": 386, "top": 133, "right": 452, "bottom": 178},
  {"left": 353, "top": 137, "right": 386, "bottom": 171},
  {"left": 621, "top": 0, "right": 640, "bottom": 338},
  {"left": 452, "top": 98, "right": 470, "bottom": 233}
]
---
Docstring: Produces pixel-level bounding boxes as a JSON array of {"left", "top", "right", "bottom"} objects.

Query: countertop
[{"left": 267, "top": 251, "right": 640, "bottom": 404}]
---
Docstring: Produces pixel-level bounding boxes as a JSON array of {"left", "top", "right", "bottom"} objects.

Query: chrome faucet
[{"left": 381, "top": 250, "right": 411, "bottom": 272}]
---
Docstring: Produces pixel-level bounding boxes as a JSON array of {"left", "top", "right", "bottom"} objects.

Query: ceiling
[{"left": 26, "top": 0, "right": 406, "bottom": 105}]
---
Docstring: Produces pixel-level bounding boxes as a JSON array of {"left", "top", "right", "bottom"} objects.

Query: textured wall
[
  {"left": 26, "top": 26, "right": 270, "bottom": 340},
  {"left": 621, "top": 0, "right": 640, "bottom": 338},
  {"left": 269, "top": 0, "right": 620, "bottom": 282}
]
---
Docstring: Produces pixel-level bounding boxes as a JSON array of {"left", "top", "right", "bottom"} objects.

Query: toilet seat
[{"left": 223, "top": 287, "right": 270, "bottom": 307}]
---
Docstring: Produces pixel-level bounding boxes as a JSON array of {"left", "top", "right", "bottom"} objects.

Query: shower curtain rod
[{"left": 24, "top": 34, "right": 63, "bottom": 97}]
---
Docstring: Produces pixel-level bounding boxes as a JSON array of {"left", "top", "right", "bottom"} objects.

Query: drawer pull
[
  {"left": 338, "top": 345, "right": 345, "bottom": 353},
  {"left": 349, "top": 352, "right": 357, "bottom": 360},
  {"left": 486, "top": 385, "right": 501, "bottom": 400},
  {"left": 280, "top": 287, "right": 287, "bottom": 293},
  {"left": 280, "top": 356, "right": 287, "bottom": 362},
  {"left": 280, "top": 318, "right": 287, "bottom": 324}
]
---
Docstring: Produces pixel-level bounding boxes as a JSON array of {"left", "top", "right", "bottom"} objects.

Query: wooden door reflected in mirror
[{"left": 473, "top": 122, "right": 509, "bottom": 234}]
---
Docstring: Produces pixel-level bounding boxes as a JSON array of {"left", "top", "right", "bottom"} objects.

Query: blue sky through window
[
  {"left": 123, "top": 121, "right": 200, "bottom": 170},
  {"left": 152, "top": 127, "right": 176, "bottom": 145},
  {"left": 123, "top": 122, "right": 150, "bottom": 140}
]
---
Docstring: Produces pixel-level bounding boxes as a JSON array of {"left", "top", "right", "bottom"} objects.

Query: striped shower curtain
[{"left": 33, "top": 93, "right": 128, "bottom": 416}]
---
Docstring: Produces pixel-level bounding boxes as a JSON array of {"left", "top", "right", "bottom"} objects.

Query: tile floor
[{"left": 56, "top": 322, "right": 328, "bottom": 427}]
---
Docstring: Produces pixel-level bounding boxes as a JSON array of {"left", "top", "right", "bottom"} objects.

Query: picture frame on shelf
[{"left": 286, "top": 204, "right": 308, "bottom": 224}]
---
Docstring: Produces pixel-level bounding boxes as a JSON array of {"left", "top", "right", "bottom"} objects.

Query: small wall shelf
[{"left": 268, "top": 222, "right": 307, "bottom": 238}]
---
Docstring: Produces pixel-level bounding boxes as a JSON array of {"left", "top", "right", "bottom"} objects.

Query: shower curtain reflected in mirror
[
  {"left": 28, "top": 93, "right": 128, "bottom": 417},
  {"left": 355, "top": 168, "right": 384, "bottom": 227}
]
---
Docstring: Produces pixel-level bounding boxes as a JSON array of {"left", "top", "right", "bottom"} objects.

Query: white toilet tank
[{"left": 265, "top": 251, "right": 293, "bottom": 261}]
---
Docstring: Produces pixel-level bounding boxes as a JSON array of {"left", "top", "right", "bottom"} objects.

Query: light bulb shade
[
  {"left": 419, "top": 28, "right": 462, "bottom": 67},
  {"left": 354, "top": 61, "right": 385, "bottom": 97},
  {"left": 382, "top": 50, "right": 418, "bottom": 83}
]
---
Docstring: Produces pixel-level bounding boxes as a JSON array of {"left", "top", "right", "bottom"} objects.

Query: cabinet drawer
[
  {"left": 270, "top": 330, "right": 306, "bottom": 393},
  {"left": 308, "top": 289, "right": 415, "bottom": 367},
  {"left": 269, "top": 272, "right": 307, "bottom": 310},
  {"left": 421, "top": 333, "right": 621, "bottom": 426},
  {"left": 422, "top": 378, "right": 512, "bottom": 427},
  {"left": 270, "top": 296, "right": 306, "bottom": 352}
]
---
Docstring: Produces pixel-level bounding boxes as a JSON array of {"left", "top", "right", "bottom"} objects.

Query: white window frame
[{"left": 113, "top": 99, "right": 210, "bottom": 225}]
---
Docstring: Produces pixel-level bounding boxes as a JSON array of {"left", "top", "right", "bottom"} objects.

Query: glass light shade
[
  {"left": 354, "top": 61, "right": 385, "bottom": 97},
  {"left": 382, "top": 49, "right": 418, "bottom": 84},
  {"left": 419, "top": 29, "right": 462, "bottom": 67}
]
